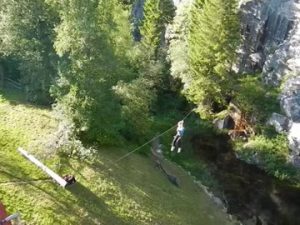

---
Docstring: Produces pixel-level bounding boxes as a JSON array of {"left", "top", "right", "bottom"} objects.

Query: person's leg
[
  {"left": 176, "top": 137, "right": 182, "bottom": 153},
  {"left": 171, "top": 135, "right": 179, "bottom": 151}
]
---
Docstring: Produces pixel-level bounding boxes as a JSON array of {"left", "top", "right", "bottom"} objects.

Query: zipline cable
[
  {"left": 2, "top": 109, "right": 195, "bottom": 186},
  {"left": 113, "top": 108, "right": 195, "bottom": 164}
]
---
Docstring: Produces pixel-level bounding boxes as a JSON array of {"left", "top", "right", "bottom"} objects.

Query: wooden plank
[{"left": 17, "top": 147, "right": 67, "bottom": 188}]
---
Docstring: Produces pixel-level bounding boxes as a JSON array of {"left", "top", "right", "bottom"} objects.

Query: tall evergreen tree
[
  {"left": 139, "top": 0, "right": 163, "bottom": 59},
  {"left": 168, "top": 0, "right": 193, "bottom": 84},
  {"left": 187, "top": 0, "right": 240, "bottom": 116},
  {"left": 112, "top": 0, "right": 175, "bottom": 141},
  {"left": 50, "top": 0, "right": 134, "bottom": 144},
  {"left": 139, "top": 0, "right": 175, "bottom": 59}
]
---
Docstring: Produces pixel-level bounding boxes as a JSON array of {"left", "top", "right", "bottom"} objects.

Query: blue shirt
[{"left": 177, "top": 127, "right": 184, "bottom": 137}]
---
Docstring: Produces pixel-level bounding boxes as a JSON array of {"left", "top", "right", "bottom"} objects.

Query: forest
[{"left": 0, "top": 0, "right": 300, "bottom": 224}]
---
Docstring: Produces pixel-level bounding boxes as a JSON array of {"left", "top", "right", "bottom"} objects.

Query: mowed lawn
[{"left": 0, "top": 90, "right": 233, "bottom": 225}]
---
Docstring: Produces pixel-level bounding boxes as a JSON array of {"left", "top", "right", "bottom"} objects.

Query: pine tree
[
  {"left": 168, "top": 0, "right": 194, "bottom": 84},
  {"left": 139, "top": 0, "right": 175, "bottom": 59},
  {"left": 187, "top": 0, "right": 240, "bottom": 116},
  {"left": 139, "top": 0, "right": 163, "bottom": 58},
  {"left": 112, "top": 0, "right": 175, "bottom": 140}
]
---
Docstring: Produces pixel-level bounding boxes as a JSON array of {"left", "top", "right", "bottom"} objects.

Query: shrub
[
  {"left": 235, "top": 133, "right": 297, "bottom": 181},
  {"left": 235, "top": 75, "right": 280, "bottom": 123},
  {"left": 46, "top": 121, "right": 96, "bottom": 160}
]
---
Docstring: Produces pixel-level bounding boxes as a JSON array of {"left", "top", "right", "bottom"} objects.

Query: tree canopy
[
  {"left": 187, "top": 0, "right": 240, "bottom": 116},
  {"left": 0, "top": 0, "right": 241, "bottom": 144}
]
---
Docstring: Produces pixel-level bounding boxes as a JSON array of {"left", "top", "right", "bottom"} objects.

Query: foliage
[
  {"left": 0, "top": 0, "right": 178, "bottom": 145},
  {"left": 47, "top": 120, "right": 97, "bottom": 159},
  {"left": 0, "top": 0, "right": 58, "bottom": 104},
  {"left": 113, "top": 0, "right": 175, "bottom": 142},
  {"left": 140, "top": 0, "right": 163, "bottom": 58},
  {"left": 234, "top": 75, "right": 280, "bottom": 123},
  {"left": 139, "top": 0, "right": 175, "bottom": 59},
  {"left": 49, "top": 0, "right": 134, "bottom": 145},
  {"left": 0, "top": 94, "right": 231, "bottom": 225},
  {"left": 187, "top": 0, "right": 240, "bottom": 117},
  {"left": 113, "top": 78, "right": 155, "bottom": 140},
  {"left": 235, "top": 133, "right": 297, "bottom": 181},
  {"left": 0, "top": 95, "right": 5, "bottom": 104},
  {"left": 168, "top": 0, "right": 193, "bottom": 84}
]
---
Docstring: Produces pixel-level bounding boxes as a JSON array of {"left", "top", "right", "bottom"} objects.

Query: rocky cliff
[
  {"left": 132, "top": 0, "right": 300, "bottom": 165},
  {"left": 239, "top": 0, "right": 300, "bottom": 166}
]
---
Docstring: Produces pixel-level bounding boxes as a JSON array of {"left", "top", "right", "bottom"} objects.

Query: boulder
[
  {"left": 267, "top": 113, "right": 292, "bottom": 132},
  {"left": 281, "top": 95, "right": 300, "bottom": 122},
  {"left": 288, "top": 122, "right": 300, "bottom": 155},
  {"left": 213, "top": 115, "right": 235, "bottom": 130},
  {"left": 281, "top": 76, "right": 300, "bottom": 122}
]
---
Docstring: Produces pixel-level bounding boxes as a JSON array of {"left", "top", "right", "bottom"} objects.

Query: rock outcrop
[
  {"left": 239, "top": 0, "right": 297, "bottom": 74},
  {"left": 239, "top": 0, "right": 300, "bottom": 165},
  {"left": 267, "top": 112, "right": 292, "bottom": 132}
]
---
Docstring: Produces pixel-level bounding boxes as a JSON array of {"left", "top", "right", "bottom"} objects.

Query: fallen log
[{"left": 17, "top": 147, "right": 67, "bottom": 188}]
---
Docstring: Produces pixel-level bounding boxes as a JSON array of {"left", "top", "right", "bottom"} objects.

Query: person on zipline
[{"left": 171, "top": 120, "right": 184, "bottom": 153}]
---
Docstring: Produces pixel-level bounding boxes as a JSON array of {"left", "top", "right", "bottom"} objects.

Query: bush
[
  {"left": 235, "top": 75, "right": 280, "bottom": 123},
  {"left": 235, "top": 133, "right": 297, "bottom": 181},
  {"left": 46, "top": 121, "right": 96, "bottom": 160}
]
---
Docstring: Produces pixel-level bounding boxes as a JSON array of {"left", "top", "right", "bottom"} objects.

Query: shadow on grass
[
  {"left": 66, "top": 182, "right": 129, "bottom": 225},
  {"left": 0, "top": 160, "right": 128, "bottom": 225},
  {"left": 0, "top": 87, "right": 50, "bottom": 109}
]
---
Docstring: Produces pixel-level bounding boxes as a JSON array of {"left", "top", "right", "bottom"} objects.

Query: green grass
[
  {"left": 233, "top": 129, "right": 300, "bottom": 181},
  {"left": 0, "top": 89, "right": 234, "bottom": 225}
]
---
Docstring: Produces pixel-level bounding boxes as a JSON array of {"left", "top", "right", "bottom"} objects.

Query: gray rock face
[
  {"left": 239, "top": 0, "right": 300, "bottom": 164},
  {"left": 281, "top": 76, "right": 300, "bottom": 122},
  {"left": 238, "top": 0, "right": 297, "bottom": 73},
  {"left": 289, "top": 154, "right": 300, "bottom": 168},
  {"left": 267, "top": 113, "right": 292, "bottom": 132},
  {"left": 287, "top": 122, "right": 300, "bottom": 167},
  {"left": 288, "top": 122, "right": 300, "bottom": 154},
  {"left": 240, "top": 0, "right": 293, "bottom": 72},
  {"left": 239, "top": 0, "right": 300, "bottom": 89},
  {"left": 263, "top": 7, "right": 300, "bottom": 86}
]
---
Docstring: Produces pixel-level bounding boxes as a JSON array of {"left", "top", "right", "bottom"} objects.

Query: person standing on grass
[{"left": 171, "top": 120, "right": 185, "bottom": 153}]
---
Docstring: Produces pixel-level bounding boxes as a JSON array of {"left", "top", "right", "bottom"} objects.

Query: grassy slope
[{"left": 0, "top": 90, "right": 233, "bottom": 225}]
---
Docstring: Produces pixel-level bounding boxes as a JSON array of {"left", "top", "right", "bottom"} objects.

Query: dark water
[{"left": 191, "top": 134, "right": 300, "bottom": 225}]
